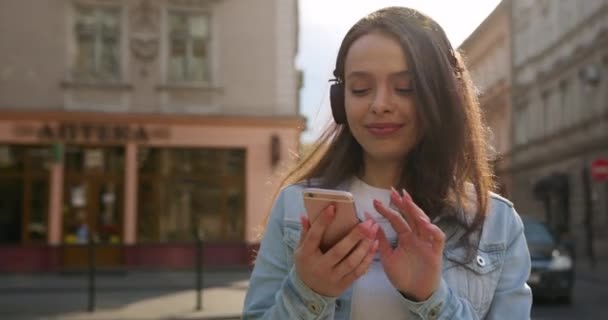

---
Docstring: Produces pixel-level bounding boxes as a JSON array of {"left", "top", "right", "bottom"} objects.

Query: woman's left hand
[{"left": 372, "top": 188, "right": 446, "bottom": 302}]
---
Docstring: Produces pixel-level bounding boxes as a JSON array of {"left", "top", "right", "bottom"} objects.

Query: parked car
[{"left": 522, "top": 216, "right": 574, "bottom": 303}]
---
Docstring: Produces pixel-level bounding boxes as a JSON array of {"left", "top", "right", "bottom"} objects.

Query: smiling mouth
[{"left": 366, "top": 123, "right": 404, "bottom": 136}]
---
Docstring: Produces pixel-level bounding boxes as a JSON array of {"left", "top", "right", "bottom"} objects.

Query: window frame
[
  {"left": 70, "top": 2, "right": 125, "bottom": 82},
  {"left": 165, "top": 8, "right": 213, "bottom": 85}
]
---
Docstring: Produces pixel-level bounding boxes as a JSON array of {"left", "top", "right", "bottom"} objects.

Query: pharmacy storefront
[{"left": 0, "top": 111, "right": 301, "bottom": 271}]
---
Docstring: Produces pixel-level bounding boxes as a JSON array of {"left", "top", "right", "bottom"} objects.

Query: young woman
[{"left": 243, "top": 6, "right": 532, "bottom": 320}]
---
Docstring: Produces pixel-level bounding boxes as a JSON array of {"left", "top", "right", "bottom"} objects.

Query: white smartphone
[{"left": 302, "top": 188, "right": 361, "bottom": 251}]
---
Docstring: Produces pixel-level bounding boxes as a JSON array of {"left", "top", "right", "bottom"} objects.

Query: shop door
[{"left": 62, "top": 147, "right": 124, "bottom": 269}]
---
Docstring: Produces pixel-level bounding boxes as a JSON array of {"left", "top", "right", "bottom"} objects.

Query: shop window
[
  {"left": 0, "top": 178, "right": 23, "bottom": 244},
  {"left": 0, "top": 146, "right": 25, "bottom": 172},
  {"left": 0, "top": 145, "right": 51, "bottom": 244},
  {"left": 137, "top": 147, "right": 245, "bottom": 242},
  {"left": 65, "top": 146, "right": 124, "bottom": 174},
  {"left": 29, "top": 179, "right": 49, "bottom": 241}
]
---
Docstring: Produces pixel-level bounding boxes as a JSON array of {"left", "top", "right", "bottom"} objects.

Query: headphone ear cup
[{"left": 330, "top": 83, "right": 346, "bottom": 124}]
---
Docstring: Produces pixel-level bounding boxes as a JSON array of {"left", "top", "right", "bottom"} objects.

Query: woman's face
[{"left": 344, "top": 31, "right": 419, "bottom": 163}]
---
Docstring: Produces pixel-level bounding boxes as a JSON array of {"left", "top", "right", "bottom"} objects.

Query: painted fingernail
[
  {"left": 390, "top": 190, "right": 401, "bottom": 199},
  {"left": 402, "top": 189, "right": 411, "bottom": 201},
  {"left": 326, "top": 205, "right": 336, "bottom": 217},
  {"left": 371, "top": 240, "right": 379, "bottom": 252},
  {"left": 371, "top": 223, "right": 380, "bottom": 236},
  {"left": 390, "top": 193, "right": 402, "bottom": 206}
]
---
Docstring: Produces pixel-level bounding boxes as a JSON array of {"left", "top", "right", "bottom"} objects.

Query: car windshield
[{"left": 523, "top": 219, "right": 555, "bottom": 245}]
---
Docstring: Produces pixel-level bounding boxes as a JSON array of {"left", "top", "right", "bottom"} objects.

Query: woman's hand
[
  {"left": 295, "top": 204, "right": 379, "bottom": 297},
  {"left": 373, "top": 188, "right": 445, "bottom": 301}
]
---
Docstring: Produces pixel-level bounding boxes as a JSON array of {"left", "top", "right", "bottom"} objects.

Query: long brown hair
[{"left": 276, "top": 7, "right": 494, "bottom": 248}]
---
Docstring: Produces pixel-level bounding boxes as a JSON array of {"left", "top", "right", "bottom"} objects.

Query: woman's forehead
[
  {"left": 346, "top": 70, "right": 413, "bottom": 82},
  {"left": 344, "top": 32, "right": 411, "bottom": 75}
]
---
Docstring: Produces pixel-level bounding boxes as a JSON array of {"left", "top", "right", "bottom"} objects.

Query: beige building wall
[
  {"left": 0, "top": 1, "right": 68, "bottom": 109},
  {"left": 0, "top": 0, "right": 300, "bottom": 117},
  {"left": 459, "top": 0, "right": 513, "bottom": 196}
]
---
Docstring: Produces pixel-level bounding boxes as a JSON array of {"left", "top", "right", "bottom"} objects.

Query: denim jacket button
[
  {"left": 476, "top": 255, "right": 486, "bottom": 267},
  {"left": 307, "top": 302, "right": 321, "bottom": 314},
  {"left": 429, "top": 307, "right": 439, "bottom": 319}
]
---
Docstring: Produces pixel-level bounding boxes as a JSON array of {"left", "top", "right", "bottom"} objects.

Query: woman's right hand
[{"left": 295, "top": 204, "right": 379, "bottom": 297}]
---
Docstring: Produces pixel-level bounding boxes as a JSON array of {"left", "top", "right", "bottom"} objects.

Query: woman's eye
[
  {"left": 396, "top": 88, "right": 414, "bottom": 95},
  {"left": 351, "top": 89, "right": 370, "bottom": 95}
]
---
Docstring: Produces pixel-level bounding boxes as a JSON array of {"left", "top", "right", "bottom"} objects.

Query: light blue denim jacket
[{"left": 243, "top": 182, "right": 532, "bottom": 319}]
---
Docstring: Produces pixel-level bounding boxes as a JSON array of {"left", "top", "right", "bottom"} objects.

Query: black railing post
[
  {"left": 195, "top": 229, "right": 204, "bottom": 311},
  {"left": 87, "top": 232, "right": 97, "bottom": 312}
]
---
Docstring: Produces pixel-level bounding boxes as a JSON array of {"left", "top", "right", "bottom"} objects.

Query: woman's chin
[{"left": 364, "top": 148, "right": 411, "bottom": 163}]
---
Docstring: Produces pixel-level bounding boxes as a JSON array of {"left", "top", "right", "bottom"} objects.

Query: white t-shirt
[{"left": 349, "top": 177, "right": 408, "bottom": 320}]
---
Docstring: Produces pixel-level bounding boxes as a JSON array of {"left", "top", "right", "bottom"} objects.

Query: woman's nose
[{"left": 370, "top": 87, "right": 394, "bottom": 115}]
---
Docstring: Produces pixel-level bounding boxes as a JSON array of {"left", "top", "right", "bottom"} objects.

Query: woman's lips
[{"left": 366, "top": 123, "right": 404, "bottom": 136}]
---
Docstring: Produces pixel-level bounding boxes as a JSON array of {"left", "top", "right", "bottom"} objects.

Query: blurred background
[{"left": 0, "top": 0, "right": 606, "bottom": 319}]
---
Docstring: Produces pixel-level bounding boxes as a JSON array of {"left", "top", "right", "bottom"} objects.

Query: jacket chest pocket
[
  {"left": 442, "top": 244, "right": 505, "bottom": 315},
  {"left": 282, "top": 224, "right": 301, "bottom": 264}
]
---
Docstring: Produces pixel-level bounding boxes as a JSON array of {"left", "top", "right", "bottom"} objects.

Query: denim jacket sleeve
[
  {"left": 243, "top": 187, "right": 338, "bottom": 320},
  {"left": 399, "top": 206, "right": 532, "bottom": 320},
  {"left": 484, "top": 210, "right": 532, "bottom": 319}
]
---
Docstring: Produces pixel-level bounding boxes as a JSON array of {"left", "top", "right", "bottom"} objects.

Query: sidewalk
[
  {"left": 575, "top": 258, "right": 608, "bottom": 285},
  {"left": 3, "top": 260, "right": 606, "bottom": 320},
  {"left": 53, "top": 285, "right": 246, "bottom": 320},
  {"left": 0, "top": 269, "right": 250, "bottom": 320}
]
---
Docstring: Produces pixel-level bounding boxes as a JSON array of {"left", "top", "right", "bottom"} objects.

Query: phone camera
[{"left": 307, "top": 193, "right": 314, "bottom": 198}]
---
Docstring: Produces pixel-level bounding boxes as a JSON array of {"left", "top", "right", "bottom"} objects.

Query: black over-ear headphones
[{"left": 329, "top": 78, "right": 346, "bottom": 124}]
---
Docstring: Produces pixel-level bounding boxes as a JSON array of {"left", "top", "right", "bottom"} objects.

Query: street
[
  {"left": 532, "top": 276, "right": 608, "bottom": 320},
  {"left": 1, "top": 269, "right": 607, "bottom": 319}
]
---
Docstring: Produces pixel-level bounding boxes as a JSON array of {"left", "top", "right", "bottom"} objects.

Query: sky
[{"left": 296, "top": 0, "right": 501, "bottom": 142}]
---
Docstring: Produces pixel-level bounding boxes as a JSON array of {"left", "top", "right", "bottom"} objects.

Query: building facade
[
  {"left": 0, "top": 0, "right": 303, "bottom": 271},
  {"left": 459, "top": 0, "right": 513, "bottom": 197},
  {"left": 509, "top": 0, "right": 608, "bottom": 263}
]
